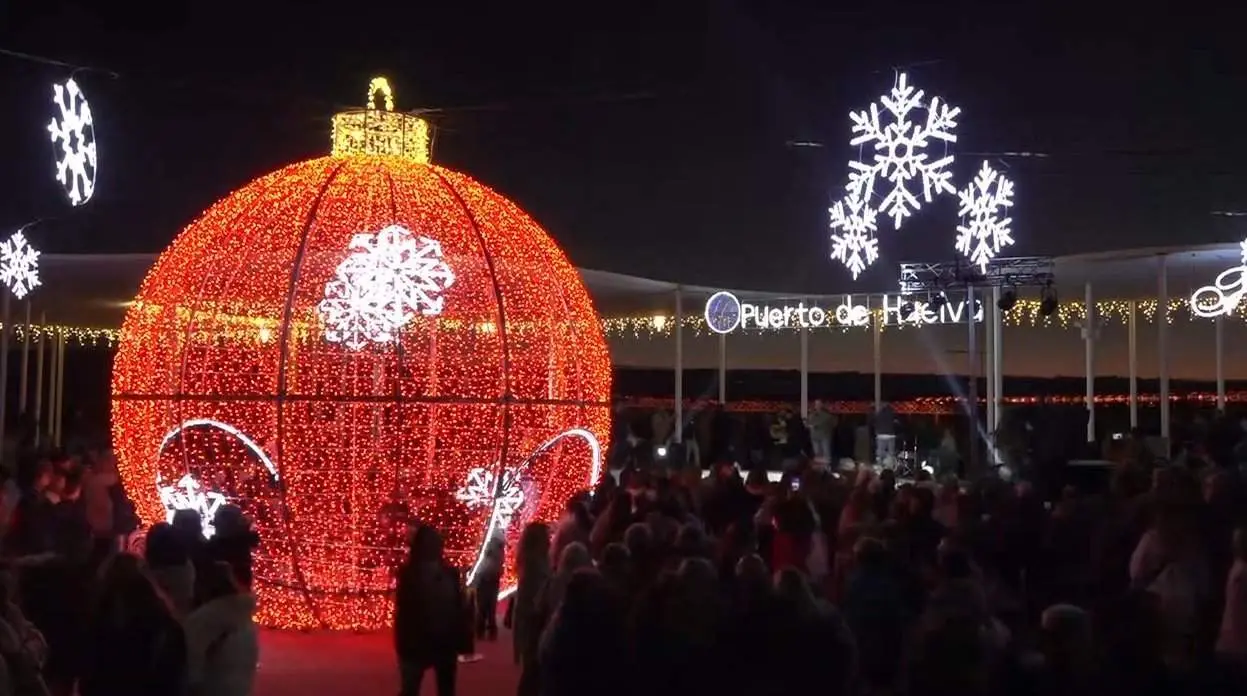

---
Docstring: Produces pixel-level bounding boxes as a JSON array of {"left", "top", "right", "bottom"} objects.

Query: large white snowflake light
[
  {"left": 47, "top": 78, "right": 97, "bottom": 206},
  {"left": 848, "top": 72, "right": 961, "bottom": 229},
  {"left": 318, "top": 224, "right": 455, "bottom": 350},
  {"left": 157, "top": 473, "right": 227, "bottom": 538},
  {"left": 828, "top": 179, "right": 881, "bottom": 279},
  {"left": 456, "top": 467, "right": 526, "bottom": 529},
  {"left": 0, "top": 231, "right": 41, "bottom": 299},
  {"left": 955, "top": 161, "right": 1015, "bottom": 272}
]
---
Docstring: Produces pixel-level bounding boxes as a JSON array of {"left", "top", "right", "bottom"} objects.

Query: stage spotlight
[
  {"left": 1039, "top": 283, "right": 1058, "bottom": 317},
  {"left": 929, "top": 293, "right": 948, "bottom": 310},
  {"left": 997, "top": 289, "right": 1017, "bottom": 312}
]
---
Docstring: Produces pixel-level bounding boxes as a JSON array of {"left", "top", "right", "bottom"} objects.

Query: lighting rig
[
  {"left": 895, "top": 256, "right": 1055, "bottom": 477},
  {"left": 898, "top": 256, "right": 1056, "bottom": 318}
]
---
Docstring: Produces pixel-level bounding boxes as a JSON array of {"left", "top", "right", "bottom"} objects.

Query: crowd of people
[
  {"left": 0, "top": 450, "right": 261, "bottom": 695},
  {"left": 0, "top": 410, "right": 1244, "bottom": 696},
  {"left": 400, "top": 432, "right": 1247, "bottom": 696}
]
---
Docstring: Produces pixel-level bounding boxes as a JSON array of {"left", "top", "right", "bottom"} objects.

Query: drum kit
[{"left": 881, "top": 438, "right": 923, "bottom": 478}]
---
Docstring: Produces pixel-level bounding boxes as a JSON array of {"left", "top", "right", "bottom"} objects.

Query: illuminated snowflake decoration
[
  {"left": 0, "top": 231, "right": 41, "bottom": 299},
  {"left": 828, "top": 179, "right": 881, "bottom": 279},
  {"left": 848, "top": 72, "right": 961, "bottom": 229},
  {"left": 47, "top": 78, "right": 97, "bottom": 206},
  {"left": 318, "top": 225, "right": 456, "bottom": 350},
  {"left": 955, "top": 161, "right": 1015, "bottom": 273},
  {"left": 157, "top": 474, "right": 227, "bottom": 538},
  {"left": 455, "top": 467, "right": 526, "bottom": 529}
]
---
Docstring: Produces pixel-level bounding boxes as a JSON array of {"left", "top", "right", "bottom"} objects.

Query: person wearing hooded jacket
[
  {"left": 184, "top": 561, "right": 259, "bottom": 696},
  {"left": 205, "top": 506, "right": 261, "bottom": 590}
]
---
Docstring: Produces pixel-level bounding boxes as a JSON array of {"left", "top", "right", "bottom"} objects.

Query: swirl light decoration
[
  {"left": 1191, "top": 239, "right": 1247, "bottom": 318},
  {"left": 111, "top": 77, "right": 612, "bottom": 630}
]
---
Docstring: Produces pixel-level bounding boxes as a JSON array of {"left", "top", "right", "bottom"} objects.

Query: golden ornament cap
[{"left": 330, "top": 77, "right": 431, "bottom": 162}]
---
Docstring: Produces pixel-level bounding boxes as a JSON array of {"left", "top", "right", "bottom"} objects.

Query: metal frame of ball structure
[{"left": 111, "top": 157, "right": 613, "bottom": 631}]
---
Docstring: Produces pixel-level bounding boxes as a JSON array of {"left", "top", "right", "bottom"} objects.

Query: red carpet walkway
[{"left": 255, "top": 629, "right": 518, "bottom": 696}]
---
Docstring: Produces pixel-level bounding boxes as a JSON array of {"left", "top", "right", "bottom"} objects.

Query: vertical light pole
[
  {"left": 985, "top": 290, "right": 996, "bottom": 450},
  {"left": 717, "top": 332, "right": 727, "bottom": 404},
  {"left": 33, "top": 314, "right": 44, "bottom": 447},
  {"left": 673, "top": 287, "right": 683, "bottom": 443},
  {"left": 1083, "top": 282, "right": 1096, "bottom": 443},
  {"left": 1128, "top": 300, "right": 1138, "bottom": 429},
  {"left": 872, "top": 296, "right": 882, "bottom": 414},
  {"left": 992, "top": 286, "right": 1004, "bottom": 436},
  {"left": 1158, "top": 256, "right": 1170, "bottom": 444},
  {"left": 966, "top": 285, "right": 979, "bottom": 477},
  {"left": 1215, "top": 315, "right": 1226, "bottom": 412},
  {"left": 55, "top": 332, "right": 66, "bottom": 447},
  {"left": 0, "top": 292, "right": 9, "bottom": 453},
  {"left": 18, "top": 300, "right": 30, "bottom": 415},
  {"left": 799, "top": 299, "right": 809, "bottom": 419}
]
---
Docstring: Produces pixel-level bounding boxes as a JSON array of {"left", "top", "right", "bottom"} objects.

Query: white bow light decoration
[{"left": 1191, "top": 239, "right": 1247, "bottom": 318}]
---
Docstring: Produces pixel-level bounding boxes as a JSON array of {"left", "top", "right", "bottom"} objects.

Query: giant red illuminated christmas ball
[{"left": 111, "top": 78, "right": 612, "bottom": 630}]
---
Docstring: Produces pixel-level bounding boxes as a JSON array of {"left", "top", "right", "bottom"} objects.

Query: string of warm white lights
[
  {"left": 0, "top": 323, "right": 118, "bottom": 346},
  {"left": 623, "top": 393, "right": 1247, "bottom": 416},
  {"left": 13, "top": 294, "right": 1246, "bottom": 348},
  {"left": 600, "top": 297, "right": 1247, "bottom": 338}
]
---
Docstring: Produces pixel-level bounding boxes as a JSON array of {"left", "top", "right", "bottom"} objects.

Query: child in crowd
[{"left": 474, "top": 535, "right": 505, "bottom": 641}]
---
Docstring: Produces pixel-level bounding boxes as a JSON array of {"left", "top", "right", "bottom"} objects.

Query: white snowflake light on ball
[
  {"left": 47, "top": 78, "right": 97, "bottom": 206},
  {"left": 455, "top": 467, "right": 526, "bottom": 529},
  {"left": 318, "top": 224, "right": 455, "bottom": 350},
  {"left": 955, "top": 161, "right": 1015, "bottom": 273},
  {"left": 157, "top": 473, "right": 227, "bottom": 539},
  {"left": 848, "top": 72, "right": 961, "bottom": 229},
  {"left": 0, "top": 231, "right": 41, "bottom": 299},
  {"left": 828, "top": 179, "right": 881, "bottom": 279}
]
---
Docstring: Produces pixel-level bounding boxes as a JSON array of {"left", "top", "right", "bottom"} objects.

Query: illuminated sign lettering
[{"left": 704, "top": 291, "right": 982, "bottom": 333}]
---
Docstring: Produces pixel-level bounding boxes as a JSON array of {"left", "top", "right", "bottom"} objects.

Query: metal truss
[{"left": 898, "top": 256, "right": 1055, "bottom": 295}]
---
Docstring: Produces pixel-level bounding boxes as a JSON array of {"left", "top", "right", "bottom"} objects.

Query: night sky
[{"left": 3, "top": 1, "right": 1245, "bottom": 294}]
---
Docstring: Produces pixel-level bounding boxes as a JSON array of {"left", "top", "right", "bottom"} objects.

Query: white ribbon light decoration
[{"left": 1191, "top": 239, "right": 1247, "bottom": 318}]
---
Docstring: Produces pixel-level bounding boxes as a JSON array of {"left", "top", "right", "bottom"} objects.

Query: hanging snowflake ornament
[
  {"left": 0, "top": 231, "right": 41, "bottom": 300},
  {"left": 455, "top": 466, "right": 527, "bottom": 529},
  {"left": 955, "top": 161, "right": 1015, "bottom": 273},
  {"left": 848, "top": 72, "right": 961, "bottom": 229},
  {"left": 828, "top": 179, "right": 881, "bottom": 279},
  {"left": 47, "top": 78, "right": 97, "bottom": 206},
  {"left": 318, "top": 224, "right": 456, "bottom": 350}
]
